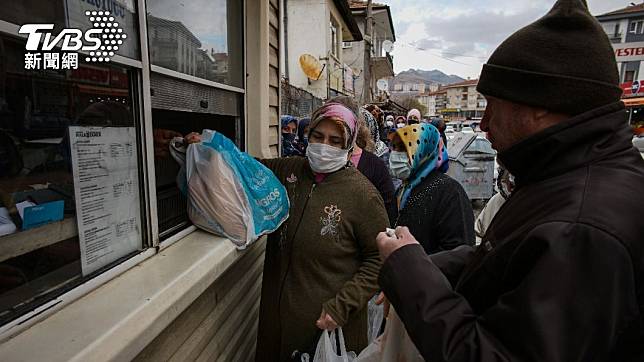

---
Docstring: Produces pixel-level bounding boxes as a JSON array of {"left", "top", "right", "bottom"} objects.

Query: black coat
[
  {"left": 357, "top": 150, "right": 397, "bottom": 227},
  {"left": 396, "top": 170, "right": 475, "bottom": 254},
  {"left": 380, "top": 102, "right": 644, "bottom": 361}
]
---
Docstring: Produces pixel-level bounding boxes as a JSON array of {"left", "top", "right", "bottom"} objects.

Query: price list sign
[{"left": 69, "top": 126, "right": 142, "bottom": 275}]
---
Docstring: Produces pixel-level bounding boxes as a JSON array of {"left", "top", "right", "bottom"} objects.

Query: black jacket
[
  {"left": 396, "top": 170, "right": 475, "bottom": 254},
  {"left": 357, "top": 150, "right": 397, "bottom": 226},
  {"left": 380, "top": 102, "right": 644, "bottom": 361}
]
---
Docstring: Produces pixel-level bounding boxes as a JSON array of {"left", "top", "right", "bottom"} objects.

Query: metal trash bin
[{"left": 446, "top": 133, "right": 496, "bottom": 200}]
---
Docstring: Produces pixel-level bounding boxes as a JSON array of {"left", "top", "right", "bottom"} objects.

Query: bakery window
[
  {"left": 0, "top": 33, "right": 146, "bottom": 325},
  {"left": 150, "top": 73, "right": 243, "bottom": 240}
]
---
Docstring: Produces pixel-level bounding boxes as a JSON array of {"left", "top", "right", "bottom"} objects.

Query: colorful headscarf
[
  {"left": 310, "top": 102, "right": 358, "bottom": 149},
  {"left": 396, "top": 123, "right": 449, "bottom": 209},
  {"left": 361, "top": 108, "right": 388, "bottom": 157}
]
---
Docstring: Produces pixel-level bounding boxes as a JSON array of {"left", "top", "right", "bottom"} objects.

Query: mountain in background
[{"left": 390, "top": 69, "right": 465, "bottom": 88}]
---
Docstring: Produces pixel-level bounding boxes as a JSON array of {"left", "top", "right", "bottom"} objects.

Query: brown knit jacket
[{"left": 255, "top": 157, "right": 388, "bottom": 361}]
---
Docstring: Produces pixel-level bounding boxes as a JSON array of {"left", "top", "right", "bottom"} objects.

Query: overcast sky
[{"left": 379, "top": 0, "right": 631, "bottom": 79}]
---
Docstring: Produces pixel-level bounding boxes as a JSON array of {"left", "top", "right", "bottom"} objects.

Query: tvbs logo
[{"left": 19, "top": 10, "right": 128, "bottom": 70}]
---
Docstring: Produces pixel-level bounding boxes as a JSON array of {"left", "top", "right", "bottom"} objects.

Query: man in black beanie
[{"left": 374, "top": 0, "right": 644, "bottom": 360}]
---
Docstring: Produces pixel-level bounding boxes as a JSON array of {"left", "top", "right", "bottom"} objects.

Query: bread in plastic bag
[{"left": 171, "top": 129, "right": 289, "bottom": 248}]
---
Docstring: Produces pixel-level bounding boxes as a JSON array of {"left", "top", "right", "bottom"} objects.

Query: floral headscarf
[
  {"left": 361, "top": 108, "right": 388, "bottom": 157},
  {"left": 395, "top": 123, "right": 449, "bottom": 209}
]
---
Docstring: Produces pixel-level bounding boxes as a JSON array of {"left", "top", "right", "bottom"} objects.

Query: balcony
[
  {"left": 371, "top": 53, "right": 394, "bottom": 79},
  {"left": 609, "top": 32, "right": 623, "bottom": 43}
]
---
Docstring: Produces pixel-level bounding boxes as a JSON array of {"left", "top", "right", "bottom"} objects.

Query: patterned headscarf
[
  {"left": 395, "top": 123, "right": 449, "bottom": 209},
  {"left": 310, "top": 102, "right": 358, "bottom": 149},
  {"left": 361, "top": 108, "right": 388, "bottom": 157},
  {"left": 281, "top": 115, "right": 298, "bottom": 129}
]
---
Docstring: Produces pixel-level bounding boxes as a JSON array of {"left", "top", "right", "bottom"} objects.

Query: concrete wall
[{"left": 287, "top": 0, "right": 328, "bottom": 99}]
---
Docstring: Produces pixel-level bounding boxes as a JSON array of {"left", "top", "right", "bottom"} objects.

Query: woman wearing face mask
[
  {"left": 257, "top": 101, "right": 388, "bottom": 361},
  {"left": 389, "top": 123, "right": 474, "bottom": 255},
  {"left": 407, "top": 108, "right": 422, "bottom": 124},
  {"left": 281, "top": 115, "right": 305, "bottom": 157},
  {"left": 395, "top": 116, "right": 407, "bottom": 129},
  {"left": 185, "top": 104, "right": 388, "bottom": 360}
]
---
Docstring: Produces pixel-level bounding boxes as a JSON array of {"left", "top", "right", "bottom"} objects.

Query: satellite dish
[
  {"left": 377, "top": 79, "right": 389, "bottom": 91},
  {"left": 299, "top": 54, "right": 324, "bottom": 80},
  {"left": 382, "top": 40, "right": 394, "bottom": 53}
]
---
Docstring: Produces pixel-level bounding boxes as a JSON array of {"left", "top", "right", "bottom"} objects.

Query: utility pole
[{"left": 362, "top": 0, "right": 373, "bottom": 104}]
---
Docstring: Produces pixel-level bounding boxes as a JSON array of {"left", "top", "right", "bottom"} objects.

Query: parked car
[
  {"left": 445, "top": 127, "right": 456, "bottom": 140},
  {"left": 461, "top": 126, "right": 475, "bottom": 134}
]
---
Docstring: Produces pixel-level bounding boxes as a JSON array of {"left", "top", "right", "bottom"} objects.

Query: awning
[{"left": 623, "top": 97, "right": 644, "bottom": 107}]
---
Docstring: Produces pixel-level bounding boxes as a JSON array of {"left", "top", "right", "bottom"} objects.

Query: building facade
[
  {"left": 597, "top": 3, "right": 644, "bottom": 130},
  {"left": 0, "top": 0, "right": 282, "bottom": 360},
  {"left": 418, "top": 80, "right": 485, "bottom": 120},
  {"left": 345, "top": 0, "right": 396, "bottom": 102},
  {"left": 283, "top": 0, "right": 362, "bottom": 100}
]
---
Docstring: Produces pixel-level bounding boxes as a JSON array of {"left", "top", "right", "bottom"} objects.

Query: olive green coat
[{"left": 256, "top": 157, "right": 388, "bottom": 361}]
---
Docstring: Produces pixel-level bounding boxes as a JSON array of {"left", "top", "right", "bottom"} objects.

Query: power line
[
  {"left": 370, "top": 22, "right": 488, "bottom": 63},
  {"left": 398, "top": 43, "right": 479, "bottom": 67}
]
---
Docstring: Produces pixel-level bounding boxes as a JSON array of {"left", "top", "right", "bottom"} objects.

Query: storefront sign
[
  {"left": 19, "top": 9, "right": 129, "bottom": 70},
  {"left": 69, "top": 126, "right": 142, "bottom": 276},
  {"left": 613, "top": 41, "right": 644, "bottom": 62},
  {"left": 439, "top": 108, "right": 461, "bottom": 113}
]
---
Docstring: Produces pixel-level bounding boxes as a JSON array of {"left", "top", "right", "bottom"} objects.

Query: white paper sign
[{"left": 69, "top": 126, "right": 142, "bottom": 276}]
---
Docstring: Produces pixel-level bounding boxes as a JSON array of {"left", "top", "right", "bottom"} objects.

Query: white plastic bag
[
  {"left": 313, "top": 328, "right": 356, "bottom": 362},
  {"left": 355, "top": 308, "right": 424, "bottom": 362},
  {"left": 367, "top": 295, "right": 384, "bottom": 344}
]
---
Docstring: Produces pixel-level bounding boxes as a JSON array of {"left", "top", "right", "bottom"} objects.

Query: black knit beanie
[{"left": 477, "top": 0, "right": 622, "bottom": 115}]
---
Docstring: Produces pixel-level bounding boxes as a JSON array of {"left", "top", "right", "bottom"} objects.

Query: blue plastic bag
[{"left": 177, "top": 130, "right": 289, "bottom": 248}]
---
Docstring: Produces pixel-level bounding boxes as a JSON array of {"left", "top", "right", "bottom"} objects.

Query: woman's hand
[
  {"left": 375, "top": 291, "right": 390, "bottom": 318},
  {"left": 316, "top": 309, "right": 338, "bottom": 330},
  {"left": 185, "top": 132, "right": 202, "bottom": 144},
  {"left": 153, "top": 128, "right": 182, "bottom": 158}
]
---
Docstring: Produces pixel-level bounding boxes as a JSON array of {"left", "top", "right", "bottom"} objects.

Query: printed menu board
[{"left": 69, "top": 126, "right": 142, "bottom": 275}]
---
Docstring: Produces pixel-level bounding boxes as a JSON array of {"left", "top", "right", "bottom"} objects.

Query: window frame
[
  {"left": 329, "top": 17, "right": 341, "bottom": 59},
  {"left": 630, "top": 20, "right": 644, "bottom": 34},
  {"left": 0, "top": 14, "right": 153, "bottom": 337},
  {"left": 0, "top": 0, "right": 248, "bottom": 338}
]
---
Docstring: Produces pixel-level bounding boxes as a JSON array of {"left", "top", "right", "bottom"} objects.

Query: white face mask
[
  {"left": 306, "top": 143, "right": 349, "bottom": 173},
  {"left": 389, "top": 151, "right": 411, "bottom": 180},
  {"left": 397, "top": 123, "right": 406, "bottom": 129},
  {"left": 386, "top": 121, "right": 394, "bottom": 127}
]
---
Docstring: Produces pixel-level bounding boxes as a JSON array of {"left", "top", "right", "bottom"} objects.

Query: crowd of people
[{"left": 183, "top": 0, "right": 644, "bottom": 360}]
